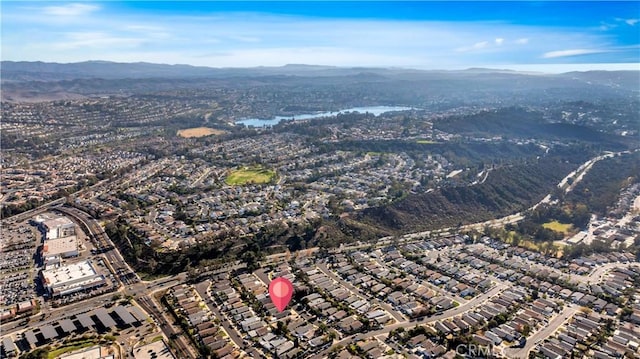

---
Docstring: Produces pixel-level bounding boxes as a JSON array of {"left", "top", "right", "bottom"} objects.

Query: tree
[
  {"left": 531, "top": 290, "right": 539, "bottom": 300},
  {"left": 241, "top": 250, "right": 261, "bottom": 271},
  {"left": 275, "top": 321, "right": 289, "bottom": 336}
]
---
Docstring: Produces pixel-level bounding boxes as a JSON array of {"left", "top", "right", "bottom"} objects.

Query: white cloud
[
  {"left": 228, "top": 35, "right": 261, "bottom": 43},
  {"left": 125, "top": 25, "right": 165, "bottom": 32},
  {"left": 456, "top": 41, "right": 490, "bottom": 52},
  {"left": 612, "top": 18, "right": 639, "bottom": 26},
  {"left": 625, "top": 18, "right": 639, "bottom": 26},
  {"left": 52, "top": 32, "right": 145, "bottom": 50},
  {"left": 474, "top": 41, "right": 488, "bottom": 49},
  {"left": 497, "top": 62, "right": 640, "bottom": 73},
  {"left": 541, "top": 49, "right": 607, "bottom": 58},
  {"left": 3, "top": 6, "right": 632, "bottom": 69},
  {"left": 42, "top": 3, "right": 100, "bottom": 17},
  {"left": 124, "top": 25, "right": 172, "bottom": 40}
]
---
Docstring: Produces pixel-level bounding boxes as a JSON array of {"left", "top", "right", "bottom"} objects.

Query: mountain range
[{"left": 2, "top": 61, "right": 638, "bottom": 102}]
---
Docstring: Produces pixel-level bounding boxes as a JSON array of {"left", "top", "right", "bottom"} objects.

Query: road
[
  {"left": 2, "top": 204, "right": 196, "bottom": 358},
  {"left": 56, "top": 206, "right": 140, "bottom": 284},
  {"left": 582, "top": 261, "right": 637, "bottom": 284},
  {"left": 503, "top": 304, "right": 579, "bottom": 359},
  {"left": 1, "top": 177, "right": 115, "bottom": 224},
  {"left": 392, "top": 150, "right": 636, "bottom": 246},
  {"left": 1, "top": 198, "right": 66, "bottom": 224},
  {"left": 4, "top": 150, "right": 636, "bottom": 357},
  {"left": 315, "top": 262, "right": 406, "bottom": 323},
  {"left": 194, "top": 281, "right": 245, "bottom": 349},
  {"left": 136, "top": 294, "right": 198, "bottom": 359},
  {"left": 311, "top": 282, "right": 510, "bottom": 359},
  {"left": 190, "top": 167, "right": 213, "bottom": 187},
  {"left": 1, "top": 272, "right": 183, "bottom": 332}
]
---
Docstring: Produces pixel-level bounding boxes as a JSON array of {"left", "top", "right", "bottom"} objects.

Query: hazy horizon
[
  {"left": 2, "top": 1, "right": 639, "bottom": 72},
  {"left": 4, "top": 59, "right": 639, "bottom": 75}
]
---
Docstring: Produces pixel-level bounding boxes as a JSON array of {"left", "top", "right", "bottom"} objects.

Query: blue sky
[{"left": 2, "top": 1, "right": 639, "bottom": 72}]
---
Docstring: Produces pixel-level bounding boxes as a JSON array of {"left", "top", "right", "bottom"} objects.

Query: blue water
[{"left": 237, "top": 106, "right": 415, "bottom": 127}]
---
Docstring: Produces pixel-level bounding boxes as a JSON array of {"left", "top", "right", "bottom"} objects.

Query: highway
[
  {"left": 1, "top": 198, "right": 66, "bottom": 224},
  {"left": 3, "top": 149, "right": 636, "bottom": 358},
  {"left": 2, "top": 202, "right": 196, "bottom": 358},
  {"left": 1, "top": 273, "right": 182, "bottom": 332},
  {"left": 1, "top": 178, "right": 114, "bottom": 224},
  {"left": 55, "top": 206, "right": 139, "bottom": 282},
  {"left": 136, "top": 294, "right": 198, "bottom": 359},
  {"left": 1, "top": 271, "right": 196, "bottom": 358},
  {"left": 399, "top": 150, "right": 636, "bottom": 241}
]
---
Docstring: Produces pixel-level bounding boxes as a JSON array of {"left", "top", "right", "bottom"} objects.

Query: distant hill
[
  {"left": 1, "top": 60, "right": 238, "bottom": 81},
  {"left": 2, "top": 61, "right": 638, "bottom": 102},
  {"left": 1, "top": 61, "right": 393, "bottom": 82},
  {"left": 3, "top": 60, "right": 638, "bottom": 85},
  {"left": 557, "top": 70, "right": 640, "bottom": 91}
]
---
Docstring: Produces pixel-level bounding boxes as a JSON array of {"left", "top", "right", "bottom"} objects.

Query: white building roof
[
  {"left": 42, "top": 260, "right": 97, "bottom": 287},
  {"left": 43, "top": 217, "right": 74, "bottom": 229},
  {"left": 43, "top": 236, "right": 78, "bottom": 256},
  {"left": 41, "top": 260, "right": 104, "bottom": 296},
  {"left": 134, "top": 340, "right": 175, "bottom": 359},
  {"left": 59, "top": 345, "right": 114, "bottom": 359}
]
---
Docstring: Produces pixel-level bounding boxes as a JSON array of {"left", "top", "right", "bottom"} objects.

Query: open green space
[
  {"left": 47, "top": 341, "right": 98, "bottom": 359},
  {"left": 542, "top": 220, "right": 574, "bottom": 234},
  {"left": 416, "top": 139, "right": 438, "bottom": 144},
  {"left": 225, "top": 166, "right": 276, "bottom": 185}
]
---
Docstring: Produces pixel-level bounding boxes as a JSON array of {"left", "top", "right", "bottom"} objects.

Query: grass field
[
  {"left": 505, "top": 231, "right": 565, "bottom": 257},
  {"left": 47, "top": 341, "right": 98, "bottom": 359},
  {"left": 177, "top": 127, "right": 226, "bottom": 138},
  {"left": 416, "top": 139, "right": 438, "bottom": 144},
  {"left": 542, "top": 221, "right": 574, "bottom": 234},
  {"left": 225, "top": 167, "right": 276, "bottom": 185}
]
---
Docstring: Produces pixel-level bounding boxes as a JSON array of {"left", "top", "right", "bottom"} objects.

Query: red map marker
[{"left": 269, "top": 277, "right": 293, "bottom": 312}]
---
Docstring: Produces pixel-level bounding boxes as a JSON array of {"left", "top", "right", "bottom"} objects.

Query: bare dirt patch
[{"left": 177, "top": 127, "right": 226, "bottom": 138}]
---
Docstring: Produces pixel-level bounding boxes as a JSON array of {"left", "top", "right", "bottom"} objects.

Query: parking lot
[{"left": 1, "top": 222, "right": 39, "bottom": 306}]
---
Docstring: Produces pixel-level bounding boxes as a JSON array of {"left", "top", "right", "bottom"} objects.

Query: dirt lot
[{"left": 176, "top": 127, "right": 225, "bottom": 138}]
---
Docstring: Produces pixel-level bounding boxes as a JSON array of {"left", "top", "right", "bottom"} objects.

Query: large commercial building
[
  {"left": 38, "top": 217, "right": 76, "bottom": 240},
  {"left": 59, "top": 346, "right": 114, "bottom": 359},
  {"left": 42, "top": 235, "right": 79, "bottom": 261},
  {"left": 40, "top": 260, "right": 106, "bottom": 298}
]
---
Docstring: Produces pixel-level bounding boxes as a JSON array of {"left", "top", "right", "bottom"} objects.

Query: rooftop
[
  {"left": 41, "top": 260, "right": 98, "bottom": 287},
  {"left": 42, "top": 217, "right": 75, "bottom": 229},
  {"left": 43, "top": 235, "right": 78, "bottom": 256},
  {"left": 134, "top": 340, "right": 175, "bottom": 359}
]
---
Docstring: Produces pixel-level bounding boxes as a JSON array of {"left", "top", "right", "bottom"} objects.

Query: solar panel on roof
[
  {"left": 40, "top": 324, "right": 57, "bottom": 340},
  {"left": 77, "top": 313, "right": 95, "bottom": 328},
  {"left": 94, "top": 307, "right": 117, "bottom": 328},
  {"left": 24, "top": 331, "right": 38, "bottom": 345},
  {"left": 59, "top": 318, "right": 77, "bottom": 333},
  {"left": 2, "top": 337, "right": 17, "bottom": 352},
  {"left": 128, "top": 305, "right": 147, "bottom": 321},
  {"left": 114, "top": 305, "right": 136, "bottom": 325}
]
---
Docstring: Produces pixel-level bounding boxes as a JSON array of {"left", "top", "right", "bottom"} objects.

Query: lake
[{"left": 237, "top": 106, "right": 415, "bottom": 127}]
